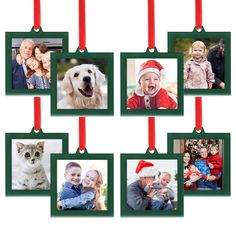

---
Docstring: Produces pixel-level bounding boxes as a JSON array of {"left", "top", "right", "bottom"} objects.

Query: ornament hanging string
[
  {"left": 195, "top": 0, "right": 202, "bottom": 30},
  {"left": 195, "top": 97, "right": 202, "bottom": 131},
  {"left": 79, "top": 117, "right": 86, "bottom": 151},
  {"left": 148, "top": 0, "right": 155, "bottom": 50},
  {"left": 34, "top": 97, "right": 41, "bottom": 132},
  {"left": 79, "top": 0, "right": 86, "bottom": 51},
  {"left": 148, "top": 117, "right": 156, "bottom": 151},
  {"left": 34, "top": 0, "right": 41, "bottom": 30}
]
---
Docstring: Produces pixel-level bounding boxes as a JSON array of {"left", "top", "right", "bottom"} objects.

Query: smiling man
[{"left": 12, "top": 39, "right": 35, "bottom": 89}]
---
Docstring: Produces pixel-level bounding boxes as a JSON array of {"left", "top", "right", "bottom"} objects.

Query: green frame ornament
[
  {"left": 51, "top": 150, "right": 114, "bottom": 217},
  {"left": 167, "top": 129, "right": 230, "bottom": 196},
  {"left": 51, "top": 49, "right": 114, "bottom": 116},
  {"left": 120, "top": 48, "right": 184, "bottom": 116},
  {"left": 168, "top": 27, "right": 231, "bottom": 95},
  {"left": 5, "top": 128, "right": 69, "bottom": 196},
  {"left": 120, "top": 150, "right": 183, "bottom": 217},
  {"left": 6, "top": 27, "right": 69, "bottom": 95}
]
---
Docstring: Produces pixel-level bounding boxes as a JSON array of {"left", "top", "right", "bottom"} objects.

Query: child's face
[
  {"left": 140, "top": 72, "right": 160, "bottom": 95},
  {"left": 34, "top": 48, "right": 43, "bottom": 61},
  {"left": 210, "top": 147, "right": 218, "bottom": 155},
  {"left": 64, "top": 166, "right": 82, "bottom": 186},
  {"left": 82, "top": 170, "right": 99, "bottom": 188},
  {"left": 192, "top": 45, "right": 205, "bottom": 60},
  {"left": 42, "top": 56, "right": 50, "bottom": 71},
  {"left": 26, "top": 58, "right": 39, "bottom": 70},
  {"left": 183, "top": 152, "right": 191, "bottom": 164},
  {"left": 159, "top": 174, "right": 171, "bottom": 186}
]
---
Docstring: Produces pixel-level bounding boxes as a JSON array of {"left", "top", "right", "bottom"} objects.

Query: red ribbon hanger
[
  {"left": 34, "top": 0, "right": 41, "bottom": 30},
  {"left": 148, "top": 0, "right": 155, "bottom": 50},
  {"left": 79, "top": 0, "right": 86, "bottom": 51},
  {"left": 195, "top": 0, "right": 202, "bottom": 30},
  {"left": 34, "top": 97, "right": 41, "bottom": 131},
  {"left": 148, "top": 117, "right": 156, "bottom": 151},
  {"left": 195, "top": 97, "right": 202, "bottom": 131},
  {"left": 79, "top": 117, "right": 86, "bottom": 151}
]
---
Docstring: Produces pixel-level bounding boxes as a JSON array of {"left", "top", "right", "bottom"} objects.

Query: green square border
[
  {"left": 51, "top": 150, "right": 114, "bottom": 217},
  {"left": 120, "top": 150, "right": 184, "bottom": 217},
  {"left": 5, "top": 27, "right": 69, "bottom": 95},
  {"left": 5, "top": 128, "right": 69, "bottom": 196},
  {"left": 168, "top": 28, "right": 231, "bottom": 95},
  {"left": 120, "top": 49, "right": 184, "bottom": 116},
  {"left": 167, "top": 129, "right": 231, "bottom": 196},
  {"left": 51, "top": 50, "right": 114, "bottom": 116}
]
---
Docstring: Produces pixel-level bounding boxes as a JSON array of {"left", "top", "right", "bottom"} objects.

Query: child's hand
[
  {"left": 16, "top": 54, "right": 23, "bottom": 65},
  {"left": 208, "top": 163, "right": 214, "bottom": 169},
  {"left": 57, "top": 201, "right": 62, "bottom": 210},
  {"left": 147, "top": 189, "right": 157, "bottom": 198},
  {"left": 208, "top": 83, "right": 213, "bottom": 89}
]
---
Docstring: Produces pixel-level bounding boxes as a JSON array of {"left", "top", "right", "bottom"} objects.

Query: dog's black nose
[{"left": 83, "top": 76, "right": 91, "bottom": 83}]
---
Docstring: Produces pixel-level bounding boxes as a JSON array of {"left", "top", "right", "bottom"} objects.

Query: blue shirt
[
  {"left": 12, "top": 59, "right": 28, "bottom": 89},
  {"left": 28, "top": 74, "right": 50, "bottom": 89},
  {"left": 60, "top": 182, "right": 96, "bottom": 210}
]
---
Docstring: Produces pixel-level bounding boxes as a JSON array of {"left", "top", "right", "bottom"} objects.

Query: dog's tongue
[{"left": 83, "top": 85, "right": 93, "bottom": 96}]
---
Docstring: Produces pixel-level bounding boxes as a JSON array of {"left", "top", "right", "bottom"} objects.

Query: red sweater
[
  {"left": 206, "top": 152, "right": 223, "bottom": 178},
  {"left": 127, "top": 88, "right": 177, "bottom": 109}
]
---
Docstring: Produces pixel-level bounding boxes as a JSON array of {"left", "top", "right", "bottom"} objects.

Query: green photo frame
[
  {"left": 6, "top": 27, "right": 68, "bottom": 95},
  {"left": 5, "top": 128, "right": 69, "bottom": 196},
  {"left": 168, "top": 28, "right": 231, "bottom": 95},
  {"left": 51, "top": 150, "right": 114, "bottom": 217},
  {"left": 121, "top": 150, "right": 183, "bottom": 217},
  {"left": 51, "top": 49, "right": 114, "bottom": 116},
  {"left": 121, "top": 48, "right": 184, "bottom": 116},
  {"left": 167, "top": 129, "right": 230, "bottom": 196}
]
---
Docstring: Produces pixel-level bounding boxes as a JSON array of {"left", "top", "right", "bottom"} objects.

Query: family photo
[
  {"left": 126, "top": 58, "right": 178, "bottom": 110},
  {"left": 10, "top": 139, "right": 63, "bottom": 191},
  {"left": 11, "top": 38, "right": 63, "bottom": 90},
  {"left": 56, "top": 160, "right": 108, "bottom": 211},
  {"left": 173, "top": 139, "right": 224, "bottom": 191},
  {"left": 173, "top": 38, "right": 225, "bottom": 90},
  {"left": 126, "top": 159, "right": 178, "bottom": 212},
  {"left": 55, "top": 57, "right": 109, "bottom": 110}
]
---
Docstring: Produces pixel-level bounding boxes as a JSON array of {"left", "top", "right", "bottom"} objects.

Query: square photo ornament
[
  {"left": 168, "top": 28, "right": 231, "bottom": 95},
  {"left": 6, "top": 27, "right": 68, "bottom": 95},
  {"left": 5, "top": 128, "right": 68, "bottom": 196},
  {"left": 50, "top": 150, "right": 114, "bottom": 217},
  {"left": 121, "top": 48, "right": 184, "bottom": 116},
  {"left": 51, "top": 49, "right": 114, "bottom": 116},
  {"left": 120, "top": 150, "right": 183, "bottom": 217},
  {"left": 168, "top": 129, "right": 230, "bottom": 196}
]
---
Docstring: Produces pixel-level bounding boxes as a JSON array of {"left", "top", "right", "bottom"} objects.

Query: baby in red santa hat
[{"left": 127, "top": 60, "right": 177, "bottom": 110}]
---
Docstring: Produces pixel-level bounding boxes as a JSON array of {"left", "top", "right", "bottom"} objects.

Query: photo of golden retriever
[{"left": 57, "top": 64, "right": 106, "bottom": 109}]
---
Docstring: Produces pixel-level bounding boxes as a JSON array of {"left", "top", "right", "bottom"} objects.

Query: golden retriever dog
[{"left": 57, "top": 64, "right": 106, "bottom": 109}]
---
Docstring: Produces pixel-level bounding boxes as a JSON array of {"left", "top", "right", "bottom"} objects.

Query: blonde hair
[
  {"left": 160, "top": 171, "right": 172, "bottom": 180},
  {"left": 191, "top": 40, "right": 206, "bottom": 55}
]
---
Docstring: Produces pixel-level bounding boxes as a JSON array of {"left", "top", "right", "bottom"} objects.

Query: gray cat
[{"left": 15, "top": 141, "right": 50, "bottom": 190}]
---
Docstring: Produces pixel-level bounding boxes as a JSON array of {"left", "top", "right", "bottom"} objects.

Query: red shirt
[
  {"left": 207, "top": 152, "right": 223, "bottom": 177},
  {"left": 127, "top": 88, "right": 177, "bottom": 109}
]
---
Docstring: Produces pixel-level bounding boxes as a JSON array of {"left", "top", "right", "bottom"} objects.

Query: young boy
[
  {"left": 144, "top": 172, "right": 174, "bottom": 210},
  {"left": 184, "top": 40, "right": 215, "bottom": 89},
  {"left": 127, "top": 60, "right": 177, "bottom": 109},
  {"left": 58, "top": 162, "right": 95, "bottom": 210},
  {"left": 184, "top": 164, "right": 202, "bottom": 190}
]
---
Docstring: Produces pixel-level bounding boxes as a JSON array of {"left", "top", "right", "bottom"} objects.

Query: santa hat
[
  {"left": 135, "top": 160, "right": 158, "bottom": 177},
  {"left": 137, "top": 60, "right": 165, "bottom": 83}
]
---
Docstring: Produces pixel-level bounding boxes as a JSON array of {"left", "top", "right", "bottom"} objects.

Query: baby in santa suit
[{"left": 127, "top": 60, "right": 177, "bottom": 109}]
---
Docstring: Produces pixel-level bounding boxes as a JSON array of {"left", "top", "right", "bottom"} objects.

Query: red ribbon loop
[
  {"left": 79, "top": 117, "right": 86, "bottom": 151},
  {"left": 148, "top": 0, "right": 155, "bottom": 50},
  {"left": 195, "top": 97, "right": 202, "bottom": 131},
  {"left": 79, "top": 0, "right": 86, "bottom": 51},
  {"left": 34, "top": 97, "right": 41, "bottom": 131},
  {"left": 148, "top": 117, "right": 156, "bottom": 151},
  {"left": 195, "top": 0, "right": 202, "bottom": 30},
  {"left": 34, "top": 0, "right": 41, "bottom": 30}
]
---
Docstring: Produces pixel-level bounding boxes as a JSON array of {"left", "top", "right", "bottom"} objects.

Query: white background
[{"left": 0, "top": 0, "right": 235, "bottom": 235}]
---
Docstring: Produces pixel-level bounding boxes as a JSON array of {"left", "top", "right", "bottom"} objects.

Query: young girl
[
  {"left": 26, "top": 57, "right": 50, "bottom": 89},
  {"left": 127, "top": 60, "right": 177, "bottom": 110},
  {"left": 58, "top": 169, "right": 105, "bottom": 210},
  {"left": 184, "top": 41, "right": 215, "bottom": 89},
  {"left": 41, "top": 51, "right": 53, "bottom": 81}
]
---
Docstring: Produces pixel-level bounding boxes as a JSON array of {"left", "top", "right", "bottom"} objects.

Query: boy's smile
[{"left": 140, "top": 72, "right": 160, "bottom": 96}]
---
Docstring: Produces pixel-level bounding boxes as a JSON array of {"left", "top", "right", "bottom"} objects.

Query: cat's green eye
[
  {"left": 24, "top": 152, "right": 30, "bottom": 158},
  {"left": 34, "top": 151, "right": 40, "bottom": 157}
]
